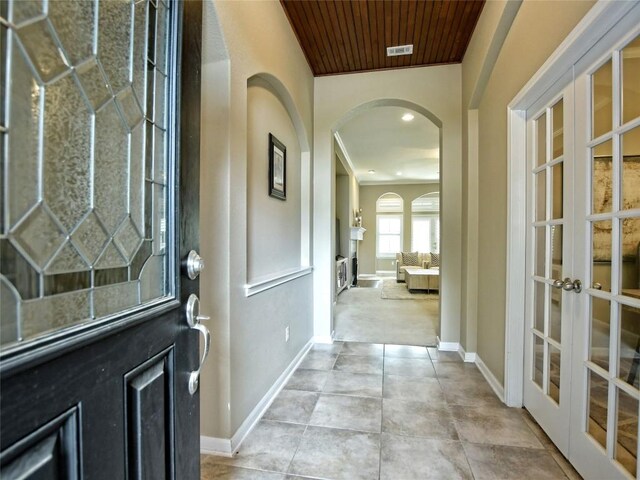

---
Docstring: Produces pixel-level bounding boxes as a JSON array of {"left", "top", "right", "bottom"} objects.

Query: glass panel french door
[
  {"left": 524, "top": 86, "right": 574, "bottom": 455},
  {"left": 569, "top": 31, "right": 640, "bottom": 480}
]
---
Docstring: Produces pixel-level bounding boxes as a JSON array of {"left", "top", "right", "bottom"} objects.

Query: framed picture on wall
[{"left": 269, "top": 133, "right": 286, "bottom": 200}]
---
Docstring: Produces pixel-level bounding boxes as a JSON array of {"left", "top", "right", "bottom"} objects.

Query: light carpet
[
  {"left": 334, "top": 285, "right": 439, "bottom": 346},
  {"left": 380, "top": 278, "right": 439, "bottom": 300}
]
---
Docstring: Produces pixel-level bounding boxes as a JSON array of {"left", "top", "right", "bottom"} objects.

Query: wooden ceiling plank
[
  {"left": 392, "top": 0, "right": 402, "bottom": 68},
  {"left": 280, "top": 1, "right": 317, "bottom": 74},
  {"left": 422, "top": 0, "right": 440, "bottom": 65},
  {"left": 446, "top": 0, "right": 475, "bottom": 62},
  {"left": 428, "top": 0, "right": 450, "bottom": 64},
  {"left": 330, "top": 0, "right": 356, "bottom": 72},
  {"left": 375, "top": 0, "right": 386, "bottom": 69},
  {"left": 458, "top": 1, "right": 485, "bottom": 62},
  {"left": 308, "top": 1, "right": 341, "bottom": 74},
  {"left": 283, "top": 1, "right": 326, "bottom": 75},
  {"left": 405, "top": 0, "right": 420, "bottom": 67},
  {"left": 358, "top": 1, "right": 374, "bottom": 71},
  {"left": 383, "top": 0, "right": 393, "bottom": 69},
  {"left": 344, "top": 0, "right": 364, "bottom": 72},
  {"left": 398, "top": 0, "right": 411, "bottom": 67},
  {"left": 351, "top": 1, "right": 366, "bottom": 71},
  {"left": 416, "top": 1, "right": 432, "bottom": 66},
  {"left": 317, "top": 0, "right": 348, "bottom": 73},
  {"left": 439, "top": 1, "right": 465, "bottom": 63}
]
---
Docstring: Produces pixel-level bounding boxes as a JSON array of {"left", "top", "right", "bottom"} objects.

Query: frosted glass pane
[
  {"left": 16, "top": 19, "right": 68, "bottom": 82},
  {"left": 132, "top": 0, "right": 148, "bottom": 108},
  {"left": 116, "top": 86, "right": 144, "bottom": 130},
  {"left": 7, "top": 35, "right": 40, "bottom": 227},
  {"left": 153, "top": 184, "right": 166, "bottom": 255},
  {"left": 592, "top": 59, "right": 613, "bottom": 139},
  {"left": 94, "top": 101, "right": 129, "bottom": 233},
  {"left": 75, "top": 58, "right": 111, "bottom": 111},
  {"left": 154, "top": 72, "right": 166, "bottom": 129},
  {"left": 130, "top": 123, "right": 145, "bottom": 234},
  {"left": 0, "top": 277, "right": 19, "bottom": 345},
  {"left": 156, "top": 1, "right": 168, "bottom": 73},
  {"left": 154, "top": 126, "right": 166, "bottom": 184},
  {"left": 9, "top": 0, "right": 43, "bottom": 25},
  {"left": 43, "top": 74, "right": 92, "bottom": 232},
  {"left": 48, "top": 0, "right": 95, "bottom": 66},
  {"left": 13, "top": 204, "right": 65, "bottom": 269},
  {"left": 114, "top": 218, "right": 143, "bottom": 262},
  {"left": 21, "top": 290, "right": 91, "bottom": 340},
  {"left": 98, "top": 0, "right": 132, "bottom": 93},
  {"left": 140, "top": 255, "right": 165, "bottom": 302},
  {"left": 45, "top": 241, "right": 88, "bottom": 274},
  {"left": 71, "top": 211, "right": 109, "bottom": 265},
  {"left": 93, "top": 282, "right": 139, "bottom": 318},
  {"left": 1, "top": 239, "right": 40, "bottom": 299},
  {"left": 95, "top": 241, "right": 127, "bottom": 269}
]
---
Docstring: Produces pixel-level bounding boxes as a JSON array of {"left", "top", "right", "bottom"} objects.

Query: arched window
[
  {"left": 411, "top": 193, "right": 439, "bottom": 253},
  {"left": 376, "top": 193, "right": 403, "bottom": 257}
]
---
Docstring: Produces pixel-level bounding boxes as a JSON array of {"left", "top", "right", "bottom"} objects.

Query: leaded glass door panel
[{"left": 0, "top": 1, "right": 203, "bottom": 478}]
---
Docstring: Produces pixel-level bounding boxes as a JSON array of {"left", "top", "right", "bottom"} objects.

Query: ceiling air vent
[{"left": 386, "top": 44, "right": 413, "bottom": 57}]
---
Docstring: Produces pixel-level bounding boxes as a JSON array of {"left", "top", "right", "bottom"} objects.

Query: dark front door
[{"left": 0, "top": 1, "right": 204, "bottom": 478}]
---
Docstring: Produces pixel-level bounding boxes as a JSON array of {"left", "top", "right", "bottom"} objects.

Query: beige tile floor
[{"left": 201, "top": 342, "right": 582, "bottom": 480}]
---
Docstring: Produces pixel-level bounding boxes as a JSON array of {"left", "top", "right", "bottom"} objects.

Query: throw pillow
[
  {"left": 430, "top": 253, "right": 440, "bottom": 268},
  {"left": 401, "top": 251, "right": 420, "bottom": 266}
]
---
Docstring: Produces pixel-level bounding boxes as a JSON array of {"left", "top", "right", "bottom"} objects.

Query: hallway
[{"left": 201, "top": 342, "right": 580, "bottom": 479}]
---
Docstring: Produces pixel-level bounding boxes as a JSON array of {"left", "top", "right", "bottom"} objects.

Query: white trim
[
  {"left": 333, "top": 132, "right": 357, "bottom": 175},
  {"left": 436, "top": 338, "right": 459, "bottom": 352},
  {"left": 359, "top": 179, "right": 440, "bottom": 186},
  {"left": 476, "top": 354, "right": 505, "bottom": 403},
  {"left": 504, "top": 0, "right": 639, "bottom": 408},
  {"left": 200, "top": 339, "right": 313, "bottom": 456},
  {"left": 458, "top": 344, "right": 477, "bottom": 363},
  {"left": 245, "top": 267, "right": 313, "bottom": 297}
]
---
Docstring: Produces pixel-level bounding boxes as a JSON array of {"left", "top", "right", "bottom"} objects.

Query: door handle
[
  {"left": 562, "top": 277, "right": 582, "bottom": 293},
  {"left": 552, "top": 279, "right": 564, "bottom": 289},
  {"left": 185, "top": 294, "right": 212, "bottom": 395}
]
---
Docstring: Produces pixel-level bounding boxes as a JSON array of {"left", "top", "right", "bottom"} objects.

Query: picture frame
[{"left": 269, "top": 133, "right": 286, "bottom": 200}]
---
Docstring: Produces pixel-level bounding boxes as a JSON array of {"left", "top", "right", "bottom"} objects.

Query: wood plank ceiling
[{"left": 281, "top": 0, "right": 485, "bottom": 76}]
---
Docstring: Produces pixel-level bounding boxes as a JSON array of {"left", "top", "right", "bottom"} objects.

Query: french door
[
  {"left": 0, "top": 1, "right": 205, "bottom": 478},
  {"left": 524, "top": 20, "right": 640, "bottom": 480}
]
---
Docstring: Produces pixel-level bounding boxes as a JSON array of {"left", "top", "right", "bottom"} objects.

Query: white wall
[
  {"left": 314, "top": 66, "right": 463, "bottom": 345},
  {"left": 199, "top": 0, "right": 314, "bottom": 440}
]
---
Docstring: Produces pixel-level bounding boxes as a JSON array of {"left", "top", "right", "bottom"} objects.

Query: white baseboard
[
  {"left": 458, "top": 344, "right": 477, "bottom": 363},
  {"left": 200, "top": 339, "right": 313, "bottom": 456},
  {"left": 475, "top": 354, "right": 505, "bottom": 403},
  {"left": 437, "top": 337, "right": 459, "bottom": 352},
  {"left": 312, "top": 335, "right": 334, "bottom": 344}
]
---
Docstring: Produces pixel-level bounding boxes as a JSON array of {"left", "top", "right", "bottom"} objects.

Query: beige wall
[
  {"left": 200, "top": 0, "right": 314, "bottom": 440},
  {"left": 466, "top": 0, "right": 595, "bottom": 384},
  {"left": 359, "top": 184, "right": 440, "bottom": 274}
]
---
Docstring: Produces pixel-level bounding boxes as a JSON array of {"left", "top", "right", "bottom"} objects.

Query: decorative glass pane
[
  {"left": 43, "top": 74, "right": 92, "bottom": 232},
  {"left": 552, "top": 99, "right": 563, "bottom": 159},
  {"left": 592, "top": 59, "right": 612, "bottom": 139},
  {"left": 592, "top": 220, "right": 612, "bottom": 292},
  {"left": 622, "top": 35, "right": 640, "bottom": 126},
  {"left": 47, "top": 0, "right": 95, "bottom": 66},
  {"left": 619, "top": 301, "right": 640, "bottom": 386},
  {"left": 593, "top": 140, "right": 613, "bottom": 214},
  {"left": 1, "top": 0, "right": 173, "bottom": 349},
  {"left": 534, "top": 226, "right": 546, "bottom": 277},
  {"left": 533, "top": 334, "right": 544, "bottom": 388},
  {"left": 552, "top": 163, "right": 563, "bottom": 219},
  {"left": 7, "top": 34, "right": 40, "bottom": 228},
  {"left": 535, "top": 171, "right": 546, "bottom": 221},
  {"left": 537, "top": 113, "right": 546, "bottom": 166},
  {"left": 548, "top": 344, "right": 560, "bottom": 404},
  {"left": 587, "top": 369, "right": 608, "bottom": 450},
  {"left": 590, "top": 297, "right": 611, "bottom": 371},
  {"left": 621, "top": 125, "right": 640, "bottom": 211},
  {"left": 616, "top": 388, "right": 638, "bottom": 477},
  {"left": 16, "top": 19, "right": 68, "bottom": 82}
]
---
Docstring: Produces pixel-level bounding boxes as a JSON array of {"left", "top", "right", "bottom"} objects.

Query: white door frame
[{"left": 504, "top": 0, "right": 640, "bottom": 407}]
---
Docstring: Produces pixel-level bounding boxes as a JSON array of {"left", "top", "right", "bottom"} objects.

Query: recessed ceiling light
[
  {"left": 368, "top": 169, "right": 375, "bottom": 174},
  {"left": 396, "top": 171, "right": 403, "bottom": 176},
  {"left": 402, "top": 113, "right": 414, "bottom": 122}
]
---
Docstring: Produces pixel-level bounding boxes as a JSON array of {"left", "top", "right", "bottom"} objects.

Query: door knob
[
  {"left": 562, "top": 277, "right": 582, "bottom": 293},
  {"left": 185, "top": 250, "right": 205, "bottom": 280},
  {"left": 552, "top": 279, "right": 564, "bottom": 289}
]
